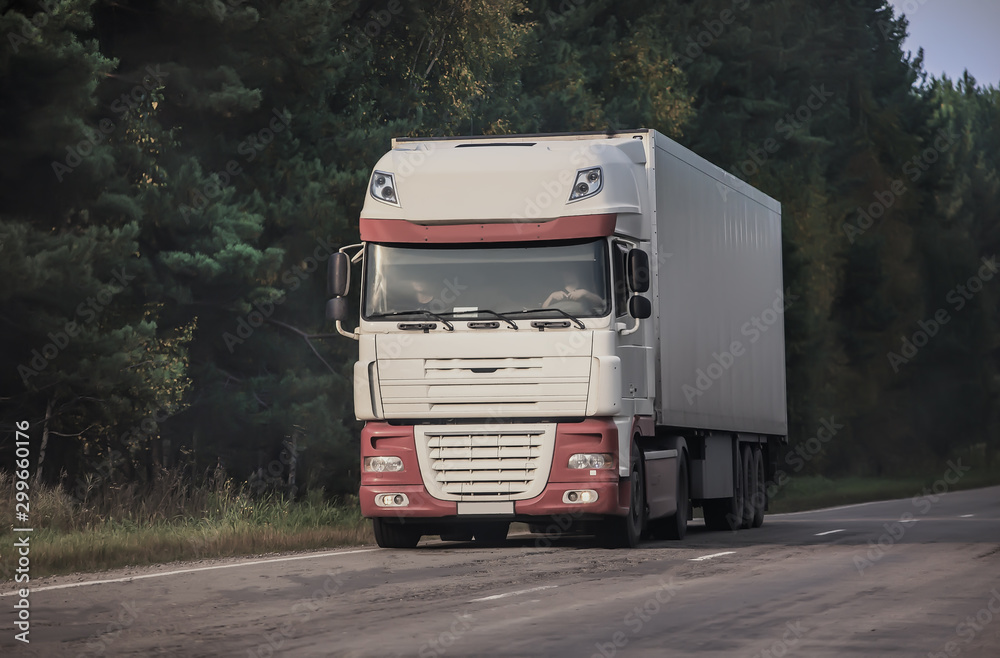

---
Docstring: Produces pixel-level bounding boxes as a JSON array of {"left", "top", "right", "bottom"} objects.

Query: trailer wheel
[
  {"left": 751, "top": 447, "right": 766, "bottom": 528},
  {"left": 600, "top": 437, "right": 645, "bottom": 548},
  {"left": 703, "top": 442, "right": 745, "bottom": 532},
  {"left": 740, "top": 446, "right": 755, "bottom": 529},
  {"left": 734, "top": 445, "right": 748, "bottom": 529},
  {"left": 652, "top": 454, "right": 688, "bottom": 540},
  {"left": 372, "top": 518, "right": 421, "bottom": 549}
]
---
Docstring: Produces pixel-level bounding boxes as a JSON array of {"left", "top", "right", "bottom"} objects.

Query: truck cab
[{"left": 328, "top": 130, "right": 786, "bottom": 548}]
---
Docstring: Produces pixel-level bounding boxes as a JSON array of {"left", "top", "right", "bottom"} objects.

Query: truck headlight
[
  {"left": 567, "top": 453, "right": 614, "bottom": 469},
  {"left": 364, "top": 456, "right": 404, "bottom": 472},
  {"left": 568, "top": 167, "right": 603, "bottom": 202},
  {"left": 370, "top": 170, "right": 400, "bottom": 206}
]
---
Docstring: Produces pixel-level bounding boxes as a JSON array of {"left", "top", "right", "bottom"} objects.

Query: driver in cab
[{"left": 542, "top": 272, "right": 603, "bottom": 314}]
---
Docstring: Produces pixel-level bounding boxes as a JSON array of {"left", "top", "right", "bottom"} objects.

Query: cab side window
[{"left": 612, "top": 241, "right": 629, "bottom": 317}]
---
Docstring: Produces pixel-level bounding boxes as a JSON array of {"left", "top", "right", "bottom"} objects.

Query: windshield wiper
[
  {"left": 369, "top": 310, "right": 455, "bottom": 331},
  {"left": 505, "top": 308, "right": 586, "bottom": 329},
  {"left": 443, "top": 309, "right": 518, "bottom": 330}
]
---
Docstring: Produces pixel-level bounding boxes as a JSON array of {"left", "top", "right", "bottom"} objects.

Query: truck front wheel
[
  {"left": 372, "top": 518, "right": 421, "bottom": 548},
  {"left": 600, "top": 437, "right": 646, "bottom": 548}
]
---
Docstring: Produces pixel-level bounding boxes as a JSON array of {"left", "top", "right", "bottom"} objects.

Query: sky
[{"left": 887, "top": 0, "right": 1000, "bottom": 86}]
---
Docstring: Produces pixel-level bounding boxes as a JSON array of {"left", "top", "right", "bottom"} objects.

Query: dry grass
[{"left": 0, "top": 470, "right": 371, "bottom": 579}]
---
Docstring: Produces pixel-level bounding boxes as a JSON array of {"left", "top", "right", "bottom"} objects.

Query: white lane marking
[
  {"left": 1, "top": 548, "right": 377, "bottom": 597},
  {"left": 469, "top": 585, "right": 558, "bottom": 602},
  {"left": 770, "top": 485, "right": 1000, "bottom": 516},
  {"left": 690, "top": 551, "right": 736, "bottom": 561},
  {"left": 961, "top": 514, "right": 974, "bottom": 518},
  {"left": 815, "top": 529, "right": 845, "bottom": 536},
  {"left": 772, "top": 499, "right": 888, "bottom": 516}
]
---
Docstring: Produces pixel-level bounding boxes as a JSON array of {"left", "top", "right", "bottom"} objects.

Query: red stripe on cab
[{"left": 359, "top": 214, "right": 617, "bottom": 243}]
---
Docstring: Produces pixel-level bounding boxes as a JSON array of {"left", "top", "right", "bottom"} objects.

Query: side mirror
[
  {"left": 629, "top": 296, "right": 651, "bottom": 319},
  {"left": 627, "top": 249, "right": 650, "bottom": 293},
  {"left": 327, "top": 252, "right": 350, "bottom": 297},
  {"left": 326, "top": 297, "right": 349, "bottom": 322}
]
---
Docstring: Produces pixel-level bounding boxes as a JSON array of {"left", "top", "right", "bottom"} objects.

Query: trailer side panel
[{"left": 653, "top": 139, "right": 787, "bottom": 436}]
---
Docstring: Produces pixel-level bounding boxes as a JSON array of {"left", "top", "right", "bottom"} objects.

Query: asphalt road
[{"left": 3, "top": 485, "right": 999, "bottom": 657}]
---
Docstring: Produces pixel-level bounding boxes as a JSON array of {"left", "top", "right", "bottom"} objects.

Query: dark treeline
[{"left": 1, "top": 0, "right": 997, "bottom": 495}]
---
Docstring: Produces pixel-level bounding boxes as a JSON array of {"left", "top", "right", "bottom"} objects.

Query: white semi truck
[{"left": 326, "top": 129, "right": 787, "bottom": 548}]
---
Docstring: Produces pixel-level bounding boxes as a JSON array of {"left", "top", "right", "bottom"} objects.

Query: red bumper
[
  {"left": 514, "top": 480, "right": 626, "bottom": 516},
  {"left": 359, "top": 419, "right": 629, "bottom": 519}
]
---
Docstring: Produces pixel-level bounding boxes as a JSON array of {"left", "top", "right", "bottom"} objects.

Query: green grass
[
  {"left": 0, "top": 470, "right": 372, "bottom": 579},
  {"left": 769, "top": 464, "right": 1000, "bottom": 513}
]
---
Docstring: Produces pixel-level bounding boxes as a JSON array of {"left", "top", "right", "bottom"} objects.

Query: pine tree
[
  {"left": 660, "top": 0, "right": 947, "bottom": 474},
  {"left": 0, "top": 0, "right": 191, "bottom": 482},
  {"left": 514, "top": 0, "right": 692, "bottom": 135},
  {"left": 909, "top": 73, "right": 1000, "bottom": 464}
]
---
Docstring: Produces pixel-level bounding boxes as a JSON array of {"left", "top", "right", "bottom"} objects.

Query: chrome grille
[{"left": 416, "top": 426, "right": 555, "bottom": 501}]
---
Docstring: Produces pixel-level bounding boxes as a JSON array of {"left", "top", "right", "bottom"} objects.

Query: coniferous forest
[{"left": 2, "top": 0, "right": 998, "bottom": 497}]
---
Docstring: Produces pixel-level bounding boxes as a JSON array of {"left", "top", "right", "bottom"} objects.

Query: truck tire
[
  {"left": 373, "top": 518, "right": 421, "bottom": 548},
  {"left": 740, "top": 445, "right": 755, "bottom": 529},
  {"left": 751, "top": 447, "right": 766, "bottom": 528},
  {"left": 652, "top": 454, "right": 688, "bottom": 540},
  {"left": 702, "top": 498, "right": 734, "bottom": 531},
  {"left": 703, "top": 442, "right": 746, "bottom": 532},
  {"left": 472, "top": 522, "right": 509, "bottom": 547},
  {"left": 600, "top": 437, "right": 646, "bottom": 548}
]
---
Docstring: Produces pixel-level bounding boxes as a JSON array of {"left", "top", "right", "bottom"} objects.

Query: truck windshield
[{"left": 363, "top": 239, "right": 610, "bottom": 320}]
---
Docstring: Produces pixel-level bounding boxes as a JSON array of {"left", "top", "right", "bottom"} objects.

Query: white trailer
[{"left": 327, "top": 129, "right": 787, "bottom": 548}]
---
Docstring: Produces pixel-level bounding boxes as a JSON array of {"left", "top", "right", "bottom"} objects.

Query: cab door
[{"left": 612, "top": 239, "right": 650, "bottom": 403}]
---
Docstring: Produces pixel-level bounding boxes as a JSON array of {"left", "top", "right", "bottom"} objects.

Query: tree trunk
[
  {"left": 288, "top": 430, "right": 298, "bottom": 499},
  {"left": 35, "top": 396, "right": 54, "bottom": 481}
]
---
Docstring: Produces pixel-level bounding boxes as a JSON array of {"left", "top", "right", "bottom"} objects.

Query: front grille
[
  {"left": 416, "top": 425, "right": 555, "bottom": 501},
  {"left": 374, "top": 350, "right": 593, "bottom": 419}
]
